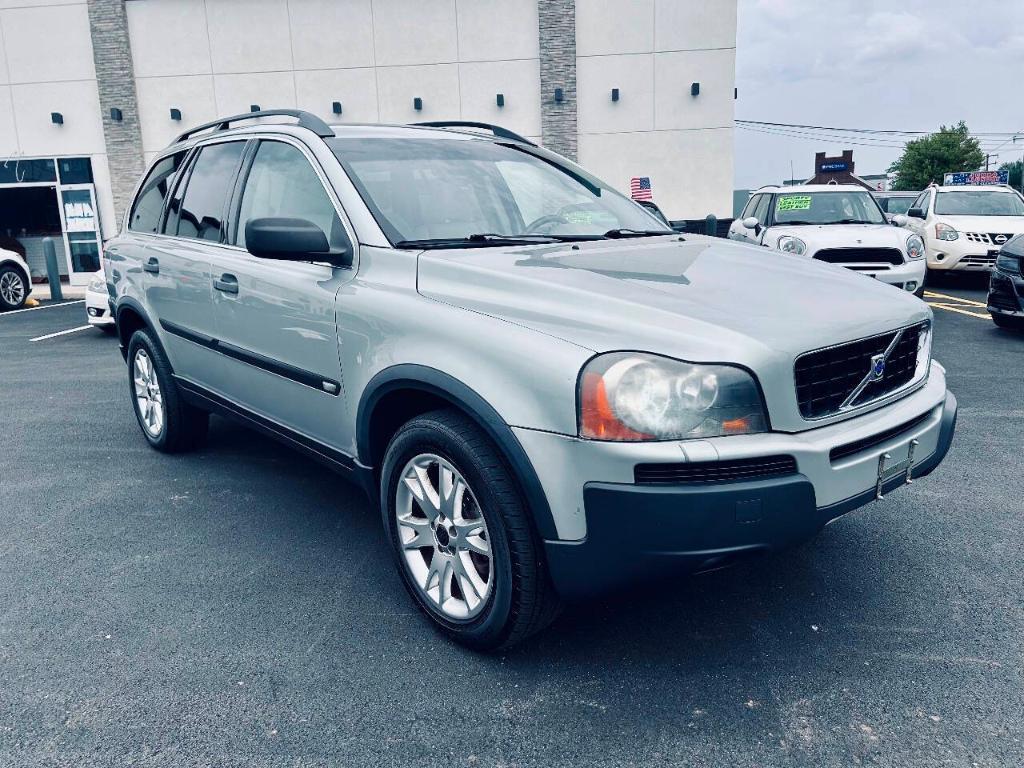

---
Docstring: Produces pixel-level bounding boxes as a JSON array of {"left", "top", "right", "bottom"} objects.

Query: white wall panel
[
  {"left": 376, "top": 63, "right": 460, "bottom": 122},
  {"left": 205, "top": 0, "right": 293, "bottom": 73},
  {"left": 135, "top": 75, "right": 217, "bottom": 153},
  {"left": 289, "top": 0, "right": 375, "bottom": 70},
  {"left": 1, "top": 3, "right": 94, "bottom": 84},
  {"left": 294, "top": 68, "right": 379, "bottom": 123},
  {"left": 213, "top": 71, "right": 297, "bottom": 115},
  {"left": 127, "top": 0, "right": 212, "bottom": 78},
  {"left": 655, "top": 0, "right": 737, "bottom": 52},
  {"left": 10, "top": 80, "right": 104, "bottom": 156},
  {"left": 575, "top": 0, "right": 653, "bottom": 56},
  {"left": 0, "top": 18, "right": 9, "bottom": 84},
  {"left": 457, "top": 0, "right": 538, "bottom": 62},
  {"left": 579, "top": 127, "right": 734, "bottom": 218},
  {"left": 653, "top": 48, "right": 735, "bottom": 131},
  {"left": 371, "top": 0, "right": 458, "bottom": 66},
  {"left": 0, "top": 86, "right": 16, "bottom": 151},
  {"left": 458, "top": 59, "right": 541, "bottom": 138},
  {"left": 577, "top": 53, "right": 653, "bottom": 134}
]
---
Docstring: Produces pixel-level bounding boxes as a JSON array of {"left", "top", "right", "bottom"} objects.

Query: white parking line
[
  {"left": 30, "top": 325, "right": 92, "bottom": 342},
  {"left": 0, "top": 299, "right": 84, "bottom": 316}
]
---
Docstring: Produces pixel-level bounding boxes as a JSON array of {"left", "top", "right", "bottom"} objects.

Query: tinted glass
[
  {"left": 934, "top": 190, "right": 1024, "bottom": 216},
  {"left": 880, "top": 196, "right": 916, "bottom": 215},
  {"left": 773, "top": 191, "right": 885, "bottom": 225},
  {"left": 57, "top": 157, "right": 93, "bottom": 184},
  {"left": 129, "top": 152, "right": 185, "bottom": 233},
  {"left": 234, "top": 141, "right": 344, "bottom": 249},
  {"left": 0, "top": 158, "right": 56, "bottom": 184},
  {"left": 739, "top": 194, "right": 757, "bottom": 219},
  {"left": 752, "top": 194, "right": 771, "bottom": 222},
  {"left": 328, "top": 137, "right": 667, "bottom": 242},
  {"left": 174, "top": 142, "right": 245, "bottom": 241}
]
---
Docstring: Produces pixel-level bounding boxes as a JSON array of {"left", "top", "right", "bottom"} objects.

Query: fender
[
  {"left": 357, "top": 364, "right": 559, "bottom": 540},
  {"left": 114, "top": 296, "right": 164, "bottom": 362}
]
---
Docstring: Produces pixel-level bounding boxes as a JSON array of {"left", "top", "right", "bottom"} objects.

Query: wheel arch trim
[
  {"left": 357, "top": 364, "right": 559, "bottom": 540},
  {"left": 114, "top": 297, "right": 165, "bottom": 363}
]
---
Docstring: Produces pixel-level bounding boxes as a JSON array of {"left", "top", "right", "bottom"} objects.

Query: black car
[{"left": 988, "top": 234, "right": 1024, "bottom": 330}]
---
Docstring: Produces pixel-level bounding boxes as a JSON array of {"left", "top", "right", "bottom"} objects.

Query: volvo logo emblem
[
  {"left": 994, "top": 234, "right": 1009, "bottom": 245},
  {"left": 869, "top": 354, "right": 886, "bottom": 381}
]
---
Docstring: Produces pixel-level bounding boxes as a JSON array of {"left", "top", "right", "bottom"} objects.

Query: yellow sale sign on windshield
[{"left": 777, "top": 196, "right": 812, "bottom": 212}]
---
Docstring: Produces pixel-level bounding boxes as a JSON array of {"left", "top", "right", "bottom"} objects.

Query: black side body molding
[{"left": 357, "top": 364, "right": 559, "bottom": 540}]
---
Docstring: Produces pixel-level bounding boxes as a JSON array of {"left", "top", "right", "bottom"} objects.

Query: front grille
[
  {"left": 814, "top": 248, "right": 904, "bottom": 266},
  {"left": 829, "top": 411, "right": 931, "bottom": 462},
  {"left": 965, "top": 232, "right": 1014, "bottom": 245},
  {"left": 794, "top": 324, "right": 925, "bottom": 419},
  {"left": 959, "top": 254, "right": 997, "bottom": 268},
  {"left": 634, "top": 455, "right": 798, "bottom": 485}
]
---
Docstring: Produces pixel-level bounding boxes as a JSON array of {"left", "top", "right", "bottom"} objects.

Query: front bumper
[
  {"left": 85, "top": 289, "right": 114, "bottom": 326},
  {"left": 926, "top": 237, "right": 1002, "bottom": 271},
  {"left": 517, "top": 370, "right": 956, "bottom": 600},
  {"left": 847, "top": 258, "right": 926, "bottom": 293},
  {"left": 987, "top": 269, "right": 1024, "bottom": 316}
]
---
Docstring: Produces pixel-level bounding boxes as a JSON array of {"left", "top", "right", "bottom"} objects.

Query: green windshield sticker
[
  {"left": 565, "top": 211, "right": 594, "bottom": 224},
  {"left": 777, "top": 195, "right": 812, "bottom": 212}
]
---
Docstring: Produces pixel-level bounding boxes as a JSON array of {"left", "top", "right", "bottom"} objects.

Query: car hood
[
  {"left": 417, "top": 235, "right": 929, "bottom": 368},
  {"left": 931, "top": 214, "right": 1024, "bottom": 234},
  {"left": 768, "top": 223, "right": 910, "bottom": 251}
]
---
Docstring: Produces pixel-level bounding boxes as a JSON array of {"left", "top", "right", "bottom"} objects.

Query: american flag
[{"left": 630, "top": 176, "right": 653, "bottom": 201}]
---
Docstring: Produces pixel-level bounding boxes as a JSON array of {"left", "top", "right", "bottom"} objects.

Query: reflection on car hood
[{"left": 417, "top": 235, "right": 929, "bottom": 368}]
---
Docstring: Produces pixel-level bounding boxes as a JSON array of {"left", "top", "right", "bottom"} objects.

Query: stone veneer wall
[{"left": 537, "top": 0, "right": 577, "bottom": 160}]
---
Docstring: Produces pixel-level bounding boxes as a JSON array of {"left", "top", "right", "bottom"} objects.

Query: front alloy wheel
[
  {"left": 0, "top": 268, "right": 27, "bottom": 310},
  {"left": 396, "top": 453, "right": 493, "bottom": 620}
]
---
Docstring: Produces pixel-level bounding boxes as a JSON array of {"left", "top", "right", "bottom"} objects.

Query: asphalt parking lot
[{"left": 1, "top": 277, "right": 1022, "bottom": 767}]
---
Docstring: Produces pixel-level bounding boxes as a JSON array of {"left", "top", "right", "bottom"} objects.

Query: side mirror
[
  {"left": 742, "top": 216, "right": 760, "bottom": 230},
  {"left": 907, "top": 207, "right": 925, "bottom": 219},
  {"left": 245, "top": 217, "right": 353, "bottom": 268},
  {"left": 892, "top": 214, "right": 908, "bottom": 226}
]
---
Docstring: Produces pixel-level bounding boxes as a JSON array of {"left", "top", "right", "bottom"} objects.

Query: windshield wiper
[
  {"left": 834, "top": 219, "right": 875, "bottom": 225},
  {"left": 778, "top": 220, "right": 814, "bottom": 226},
  {"left": 603, "top": 228, "right": 676, "bottom": 239},
  {"left": 394, "top": 233, "right": 596, "bottom": 250}
]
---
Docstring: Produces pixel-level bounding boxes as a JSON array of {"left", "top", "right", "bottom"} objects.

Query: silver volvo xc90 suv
[{"left": 104, "top": 111, "right": 957, "bottom": 649}]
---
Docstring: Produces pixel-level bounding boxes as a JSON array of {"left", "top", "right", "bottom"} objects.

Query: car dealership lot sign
[{"left": 943, "top": 170, "right": 1010, "bottom": 186}]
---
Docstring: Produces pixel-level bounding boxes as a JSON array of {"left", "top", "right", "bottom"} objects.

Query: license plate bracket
[{"left": 875, "top": 439, "right": 920, "bottom": 500}]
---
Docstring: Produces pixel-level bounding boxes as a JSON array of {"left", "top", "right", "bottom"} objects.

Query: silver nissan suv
[{"left": 104, "top": 110, "right": 957, "bottom": 650}]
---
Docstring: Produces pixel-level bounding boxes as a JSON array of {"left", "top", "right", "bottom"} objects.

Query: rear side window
[
  {"left": 752, "top": 194, "right": 771, "bottom": 222},
  {"left": 233, "top": 141, "right": 345, "bottom": 249},
  {"left": 128, "top": 152, "right": 184, "bottom": 233},
  {"left": 172, "top": 141, "right": 246, "bottom": 242}
]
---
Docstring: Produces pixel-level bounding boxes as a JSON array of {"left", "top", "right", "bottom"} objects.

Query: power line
[
  {"left": 736, "top": 119, "right": 1022, "bottom": 138},
  {"left": 736, "top": 124, "right": 1008, "bottom": 150}
]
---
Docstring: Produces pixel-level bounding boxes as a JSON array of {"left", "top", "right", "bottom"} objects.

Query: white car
[
  {"left": 0, "top": 247, "right": 32, "bottom": 311},
  {"left": 903, "top": 184, "right": 1024, "bottom": 273},
  {"left": 85, "top": 269, "right": 115, "bottom": 331},
  {"left": 729, "top": 184, "right": 927, "bottom": 297}
]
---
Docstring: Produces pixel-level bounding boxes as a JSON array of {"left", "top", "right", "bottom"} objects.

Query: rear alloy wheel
[
  {"left": 381, "top": 410, "right": 560, "bottom": 650},
  {"left": 0, "top": 267, "right": 27, "bottom": 311}
]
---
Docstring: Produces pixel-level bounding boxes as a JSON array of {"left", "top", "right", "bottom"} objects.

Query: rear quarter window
[{"left": 128, "top": 152, "right": 185, "bottom": 233}]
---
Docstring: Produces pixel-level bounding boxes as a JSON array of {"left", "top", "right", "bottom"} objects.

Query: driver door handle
[{"left": 213, "top": 273, "right": 239, "bottom": 294}]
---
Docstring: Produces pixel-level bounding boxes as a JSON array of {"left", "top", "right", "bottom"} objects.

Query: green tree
[
  {"left": 1000, "top": 159, "right": 1022, "bottom": 191},
  {"left": 888, "top": 122, "right": 985, "bottom": 190}
]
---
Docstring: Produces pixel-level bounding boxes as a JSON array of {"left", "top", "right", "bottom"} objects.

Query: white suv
[
  {"left": 904, "top": 184, "right": 1024, "bottom": 272},
  {"left": 729, "top": 185, "right": 927, "bottom": 297}
]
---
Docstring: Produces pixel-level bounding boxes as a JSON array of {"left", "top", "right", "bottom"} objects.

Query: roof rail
[
  {"left": 172, "top": 109, "right": 335, "bottom": 145},
  {"left": 410, "top": 121, "right": 537, "bottom": 146}
]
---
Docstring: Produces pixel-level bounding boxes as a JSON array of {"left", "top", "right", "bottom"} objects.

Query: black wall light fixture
[
  {"left": 496, "top": 93, "right": 504, "bottom": 107},
  {"left": 332, "top": 101, "right": 343, "bottom": 115},
  {"left": 110, "top": 107, "right": 123, "bottom": 122},
  {"left": 691, "top": 82, "right": 700, "bottom": 97},
  {"left": 413, "top": 97, "right": 423, "bottom": 111},
  {"left": 611, "top": 88, "right": 619, "bottom": 102},
  {"left": 554, "top": 87, "right": 564, "bottom": 103},
  {"left": 734, "top": 87, "right": 738, "bottom": 100},
  {"left": 250, "top": 104, "right": 261, "bottom": 113},
  {"left": 51, "top": 112, "right": 64, "bottom": 125},
  {"left": 170, "top": 108, "right": 182, "bottom": 121}
]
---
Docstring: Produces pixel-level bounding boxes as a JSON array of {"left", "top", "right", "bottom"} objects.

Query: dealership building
[{"left": 0, "top": 0, "right": 737, "bottom": 285}]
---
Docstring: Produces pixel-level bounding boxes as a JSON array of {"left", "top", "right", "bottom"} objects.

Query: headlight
[
  {"left": 996, "top": 252, "right": 1021, "bottom": 274},
  {"left": 934, "top": 222, "right": 958, "bottom": 241},
  {"left": 915, "top": 322, "right": 933, "bottom": 380},
  {"left": 578, "top": 352, "right": 768, "bottom": 441},
  {"left": 906, "top": 234, "right": 925, "bottom": 259},
  {"left": 777, "top": 235, "right": 807, "bottom": 255},
  {"left": 88, "top": 274, "right": 105, "bottom": 292}
]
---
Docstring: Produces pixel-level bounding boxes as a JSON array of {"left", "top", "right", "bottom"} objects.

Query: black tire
[
  {"left": 925, "top": 266, "right": 942, "bottom": 286},
  {"left": 992, "top": 313, "right": 1024, "bottom": 331},
  {"left": 380, "top": 409, "right": 560, "bottom": 650},
  {"left": 914, "top": 285, "right": 926, "bottom": 299},
  {"left": 0, "top": 265, "right": 28, "bottom": 311},
  {"left": 127, "top": 328, "right": 208, "bottom": 452}
]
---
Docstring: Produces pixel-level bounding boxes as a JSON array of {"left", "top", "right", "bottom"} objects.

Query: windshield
[
  {"left": 879, "top": 196, "right": 916, "bottom": 215},
  {"left": 934, "top": 190, "right": 1024, "bottom": 216},
  {"left": 772, "top": 191, "right": 886, "bottom": 225},
  {"left": 327, "top": 137, "right": 669, "bottom": 244}
]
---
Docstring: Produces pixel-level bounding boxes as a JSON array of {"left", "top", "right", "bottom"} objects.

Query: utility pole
[{"left": 984, "top": 153, "right": 999, "bottom": 171}]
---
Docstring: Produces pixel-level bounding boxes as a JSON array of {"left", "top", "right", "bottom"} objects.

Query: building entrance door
[{"left": 57, "top": 184, "right": 102, "bottom": 285}]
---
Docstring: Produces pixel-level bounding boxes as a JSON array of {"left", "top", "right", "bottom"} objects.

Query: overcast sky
[{"left": 734, "top": 0, "right": 1024, "bottom": 189}]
